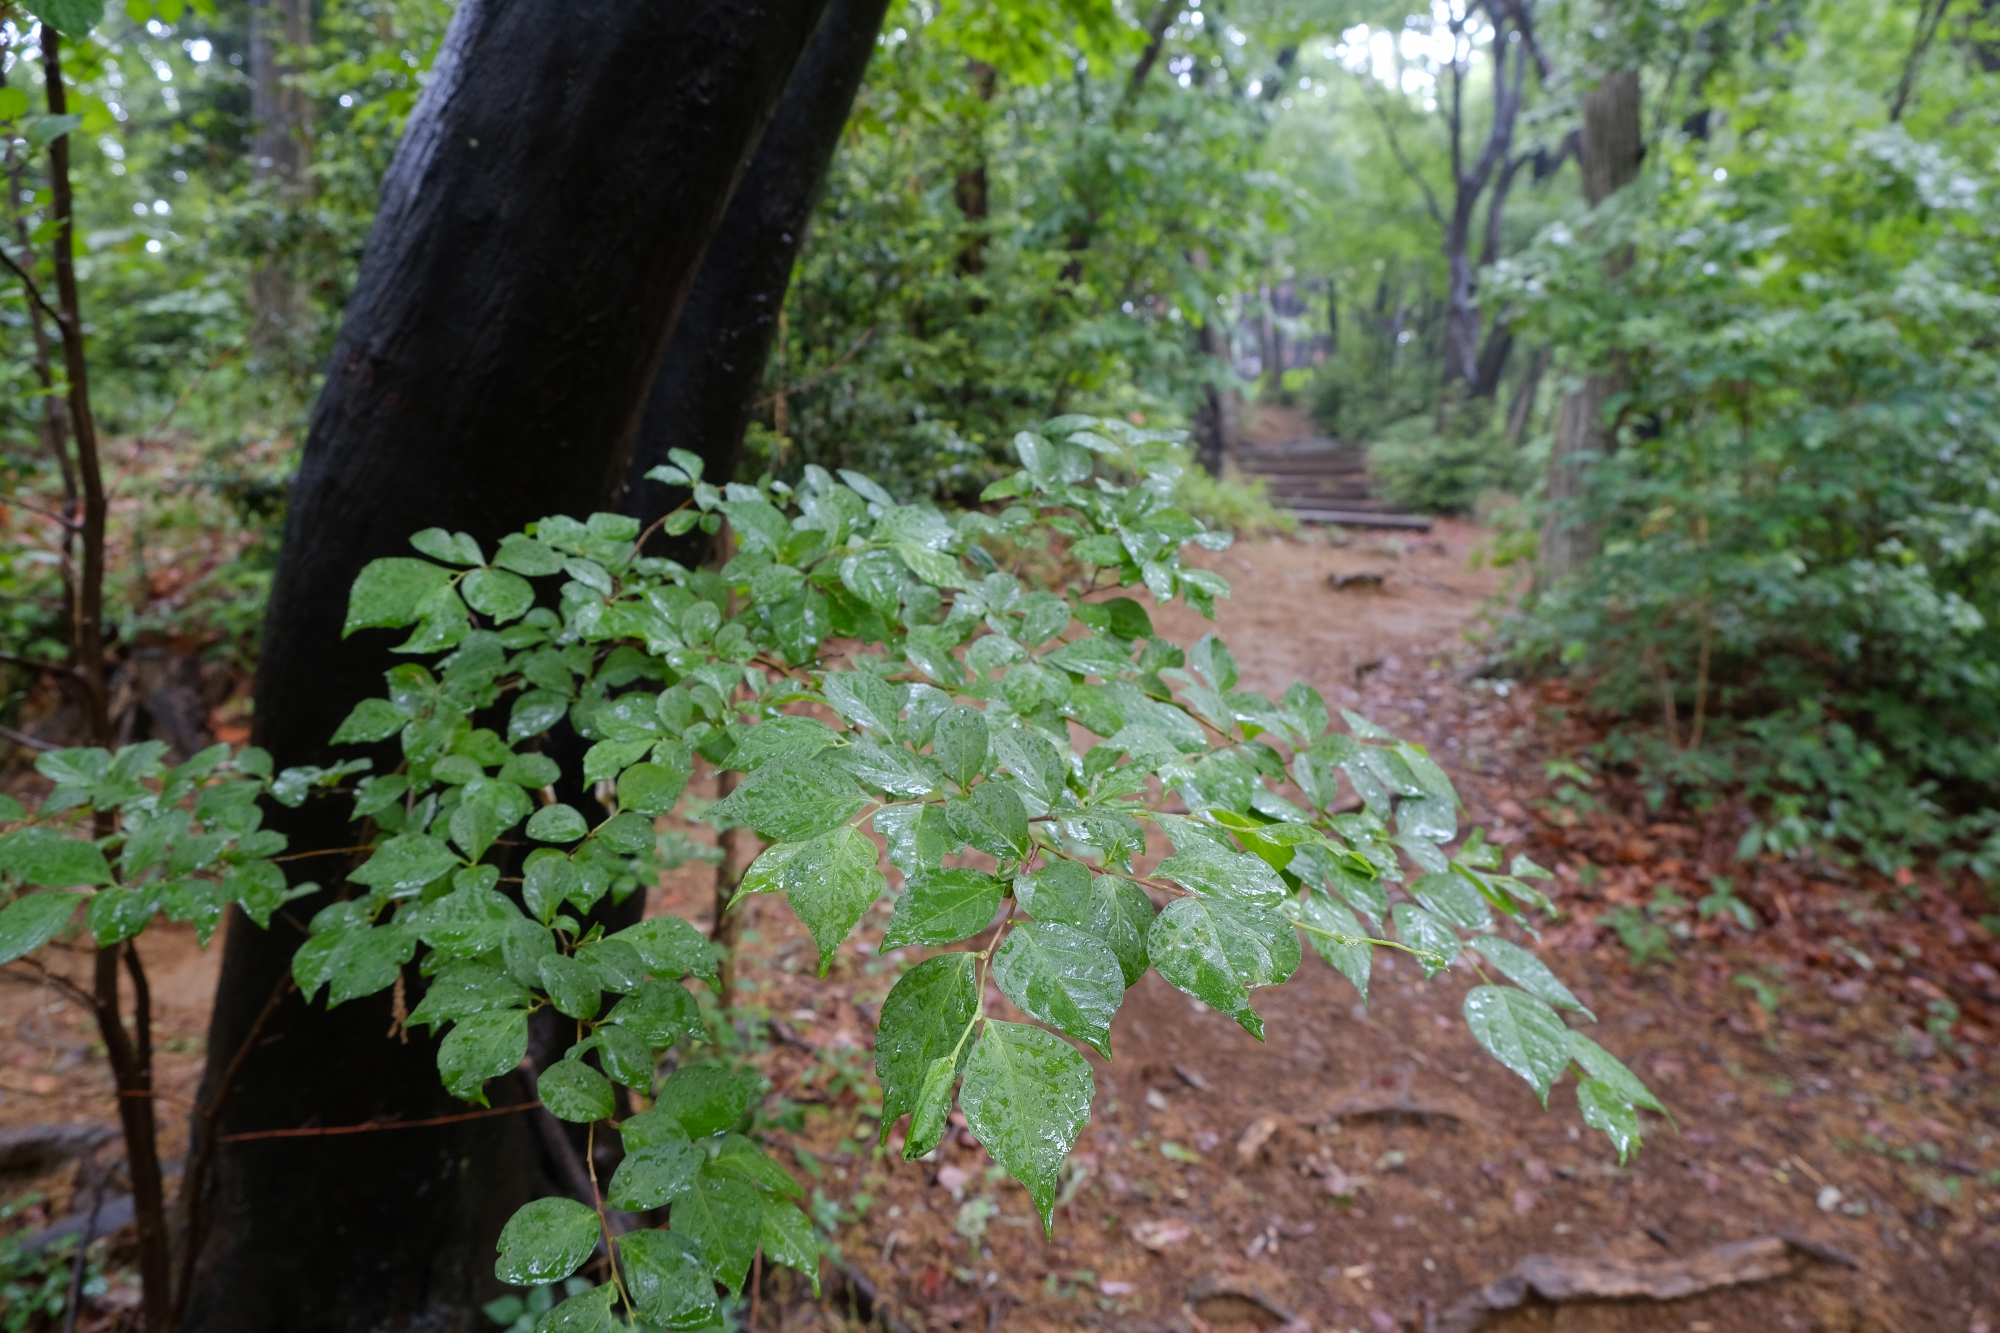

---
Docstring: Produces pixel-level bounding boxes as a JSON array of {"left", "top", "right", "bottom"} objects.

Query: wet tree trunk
[
  {"left": 1537, "top": 68, "right": 1643, "bottom": 588},
  {"left": 618, "top": 0, "right": 892, "bottom": 567},
  {"left": 184, "top": 1, "right": 831, "bottom": 1327}
]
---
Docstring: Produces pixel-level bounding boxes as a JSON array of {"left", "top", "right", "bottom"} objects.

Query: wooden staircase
[{"left": 1232, "top": 436, "right": 1433, "bottom": 531}]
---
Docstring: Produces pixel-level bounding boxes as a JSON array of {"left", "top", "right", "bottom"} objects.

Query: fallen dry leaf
[
  {"left": 1236, "top": 1113, "right": 1281, "bottom": 1166},
  {"left": 1129, "top": 1218, "right": 1193, "bottom": 1252}
]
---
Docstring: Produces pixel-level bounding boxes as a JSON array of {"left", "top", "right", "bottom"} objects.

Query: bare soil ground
[{"left": 2, "top": 522, "right": 1996, "bottom": 1333}]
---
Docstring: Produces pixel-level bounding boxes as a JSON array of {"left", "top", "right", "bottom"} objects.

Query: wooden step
[
  {"left": 1286, "top": 508, "right": 1434, "bottom": 531},
  {"left": 1232, "top": 436, "right": 1430, "bottom": 530}
]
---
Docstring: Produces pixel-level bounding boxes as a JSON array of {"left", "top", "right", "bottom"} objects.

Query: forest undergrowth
[{"left": 3, "top": 530, "right": 1988, "bottom": 1333}]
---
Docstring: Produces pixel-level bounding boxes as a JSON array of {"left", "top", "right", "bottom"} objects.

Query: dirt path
[
  {"left": 664, "top": 533, "right": 1989, "bottom": 1333},
  {"left": 2, "top": 528, "right": 1993, "bottom": 1332}
]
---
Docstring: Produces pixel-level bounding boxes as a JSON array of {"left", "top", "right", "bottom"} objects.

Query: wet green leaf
[
  {"left": 875, "top": 953, "right": 979, "bottom": 1152},
  {"left": 933, "top": 706, "right": 990, "bottom": 787},
  {"left": 709, "top": 757, "right": 865, "bottom": 843},
  {"left": 946, "top": 782, "right": 1030, "bottom": 860},
  {"left": 672, "top": 1172, "right": 762, "bottom": 1292},
  {"left": 607, "top": 1139, "right": 702, "bottom": 1210},
  {"left": 1146, "top": 897, "right": 1298, "bottom": 1039},
  {"left": 533, "top": 1283, "right": 618, "bottom": 1333},
  {"left": 1566, "top": 1030, "right": 1668, "bottom": 1116},
  {"left": 611, "top": 915, "right": 718, "bottom": 981},
  {"left": 0, "top": 889, "right": 83, "bottom": 962},
  {"left": 438, "top": 1010, "right": 528, "bottom": 1103},
  {"left": 652, "top": 1064, "right": 760, "bottom": 1137},
  {"left": 618, "top": 760, "right": 690, "bottom": 816},
  {"left": 1013, "top": 859, "right": 1092, "bottom": 927},
  {"left": 1412, "top": 871, "right": 1492, "bottom": 931},
  {"left": 780, "top": 824, "right": 886, "bottom": 972},
  {"left": 609, "top": 977, "right": 704, "bottom": 1047},
  {"left": 539, "top": 1057, "right": 615, "bottom": 1123},
  {"left": 707, "top": 1133, "right": 803, "bottom": 1198},
  {"left": 1467, "top": 935, "right": 1592, "bottom": 1018},
  {"left": 1294, "top": 890, "right": 1371, "bottom": 1003},
  {"left": 992, "top": 922, "right": 1124, "bottom": 1057},
  {"left": 494, "top": 1196, "right": 599, "bottom": 1285},
  {"left": 880, "top": 869, "right": 1003, "bottom": 949},
  {"left": 1390, "top": 902, "right": 1460, "bottom": 976},
  {"left": 344, "top": 558, "right": 453, "bottom": 636},
  {"left": 462, "top": 568, "right": 535, "bottom": 623},
  {"left": 1155, "top": 840, "right": 1288, "bottom": 909},
  {"left": 331, "top": 697, "right": 407, "bottom": 745},
  {"left": 1577, "top": 1078, "right": 1641, "bottom": 1162},
  {"left": 875, "top": 803, "right": 950, "bottom": 878},
  {"left": 526, "top": 804, "right": 589, "bottom": 843},
  {"left": 407, "top": 963, "right": 529, "bottom": 1030},
  {"left": 759, "top": 1194, "right": 819, "bottom": 1291},
  {"left": 539, "top": 953, "right": 602, "bottom": 1020},
  {"left": 618, "top": 1230, "right": 719, "bottom": 1331},
  {"left": 0, "top": 829, "right": 110, "bottom": 889},
  {"left": 959, "top": 1020, "right": 1093, "bottom": 1234},
  {"left": 1463, "top": 984, "right": 1571, "bottom": 1104}
]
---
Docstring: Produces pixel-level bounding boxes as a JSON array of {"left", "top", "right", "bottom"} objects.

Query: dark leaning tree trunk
[
  {"left": 184, "top": 1, "right": 832, "bottom": 1328},
  {"left": 619, "top": 0, "right": 894, "bottom": 567}
]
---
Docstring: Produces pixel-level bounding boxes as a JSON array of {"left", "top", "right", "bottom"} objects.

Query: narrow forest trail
[
  {"left": 659, "top": 531, "right": 1994, "bottom": 1333},
  {"left": 0, "top": 528, "right": 1992, "bottom": 1332}
]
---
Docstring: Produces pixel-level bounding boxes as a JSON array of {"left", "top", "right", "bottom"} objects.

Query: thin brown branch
[
  {"left": 0, "top": 241, "right": 61, "bottom": 326},
  {"left": 1889, "top": 0, "right": 1954, "bottom": 122},
  {"left": 1122, "top": 0, "right": 1176, "bottom": 108},
  {"left": 170, "top": 972, "right": 295, "bottom": 1331},
  {"left": 1363, "top": 90, "right": 1446, "bottom": 229},
  {"left": 1491, "top": 0, "right": 1552, "bottom": 83},
  {"left": 92, "top": 940, "right": 167, "bottom": 1333},
  {"left": 269, "top": 844, "right": 379, "bottom": 862},
  {"left": 7, "top": 955, "right": 95, "bottom": 1007},
  {"left": 0, "top": 722, "right": 60, "bottom": 752},
  {"left": 749, "top": 325, "right": 875, "bottom": 409},
  {"left": 219, "top": 1100, "right": 544, "bottom": 1143},
  {"left": 0, "top": 648, "right": 68, "bottom": 674},
  {"left": 42, "top": 28, "right": 109, "bottom": 749},
  {"left": 1, "top": 494, "right": 81, "bottom": 530}
]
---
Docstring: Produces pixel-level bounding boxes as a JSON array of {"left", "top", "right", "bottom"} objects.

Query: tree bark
[
  {"left": 246, "top": 0, "right": 311, "bottom": 355},
  {"left": 1439, "top": 21, "right": 1526, "bottom": 394},
  {"left": 1537, "top": 68, "right": 1643, "bottom": 589},
  {"left": 1257, "top": 285, "right": 1282, "bottom": 400},
  {"left": 185, "top": 1, "right": 832, "bottom": 1327},
  {"left": 618, "top": 0, "right": 892, "bottom": 566},
  {"left": 954, "top": 61, "right": 997, "bottom": 279},
  {"left": 1505, "top": 344, "right": 1552, "bottom": 443}
]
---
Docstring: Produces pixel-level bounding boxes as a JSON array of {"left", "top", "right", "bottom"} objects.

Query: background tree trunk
[
  {"left": 246, "top": 0, "right": 311, "bottom": 357},
  {"left": 619, "top": 0, "right": 892, "bottom": 566},
  {"left": 185, "top": 1, "right": 831, "bottom": 1326},
  {"left": 1536, "top": 68, "right": 1642, "bottom": 589}
]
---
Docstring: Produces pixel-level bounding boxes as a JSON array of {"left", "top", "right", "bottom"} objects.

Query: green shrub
[
  {"left": 1367, "top": 411, "right": 1531, "bottom": 516},
  {"left": 1175, "top": 453, "right": 1296, "bottom": 537},
  {"left": 1496, "top": 112, "right": 2000, "bottom": 873}
]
